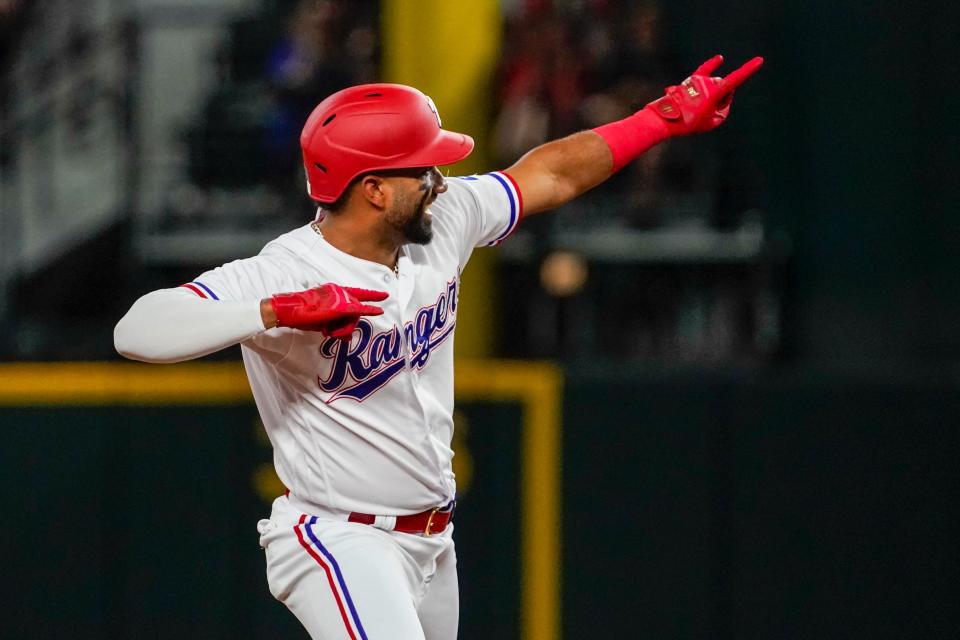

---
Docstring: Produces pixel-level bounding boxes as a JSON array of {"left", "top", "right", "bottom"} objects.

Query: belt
[{"left": 348, "top": 501, "right": 456, "bottom": 537}]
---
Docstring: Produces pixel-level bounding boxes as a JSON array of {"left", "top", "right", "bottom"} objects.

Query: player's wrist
[
  {"left": 592, "top": 108, "right": 672, "bottom": 174},
  {"left": 261, "top": 298, "right": 280, "bottom": 329}
]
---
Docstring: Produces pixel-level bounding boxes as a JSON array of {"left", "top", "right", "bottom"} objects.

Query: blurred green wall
[
  {"left": 3, "top": 368, "right": 957, "bottom": 639},
  {"left": 0, "top": 402, "right": 527, "bottom": 640},
  {"left": 562, "top": 367, "right": 960, "bottom": 640}
]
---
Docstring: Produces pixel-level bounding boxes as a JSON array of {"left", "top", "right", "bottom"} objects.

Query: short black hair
[
  {"left": 321, "top": 175, "right": 364, "bottom": 214},
  {"left": 322, "top": 192, "right": 349, "bottom": 214}
]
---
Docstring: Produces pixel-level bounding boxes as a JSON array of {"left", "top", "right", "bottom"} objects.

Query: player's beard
[{"left": 387, "top": 187, "right": 433, "bottom": 245}]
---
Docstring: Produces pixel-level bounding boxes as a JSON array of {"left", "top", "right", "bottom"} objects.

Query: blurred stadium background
[{"left": 0, "top": 0, "right": 957, "bottom": 638}]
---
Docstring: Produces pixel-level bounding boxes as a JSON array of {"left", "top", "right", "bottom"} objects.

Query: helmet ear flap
[{"left": 304, "top": 162, "right": 327, "bottom": 200}]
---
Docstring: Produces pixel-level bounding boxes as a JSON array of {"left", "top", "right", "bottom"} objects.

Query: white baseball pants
[{"left": 258, "top": 495, "right": 459, "bottom": 640}]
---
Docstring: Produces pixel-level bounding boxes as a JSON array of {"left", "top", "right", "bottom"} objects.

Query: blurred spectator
[
  {"left": 0, "top": 0, "right": 19, "bottom": 17},
  {"left": 263, "top": 0, "right": 354, "bottom": 186},
  {"left": 493, "top": 0, "right": 712, "bottom": 230},
  {"left": 183, "top": 0, "right": 377, "bottom": 220},
  {"left": 492, "top": 0, "right": 775, "bottom": 366},
  {"left": 0, "top": 0, "right": 23, "bottom": 54}
]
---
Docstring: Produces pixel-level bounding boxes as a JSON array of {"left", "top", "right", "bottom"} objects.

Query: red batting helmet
[{"left": 300, "top": 83, "right": 475, "bottom": 203}]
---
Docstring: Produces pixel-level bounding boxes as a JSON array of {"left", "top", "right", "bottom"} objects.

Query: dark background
[
  {"left": 563, "top": 368, "right": 960, "bottom": 639},
  {"left": 3, "top": 374, "right": 957, "bottom": 639},
  {"left": 2, "top": 0, "right": 959, "bottom": 638},
  {"left": 709, "top": 0, "right": 960, "bottom": 363}
]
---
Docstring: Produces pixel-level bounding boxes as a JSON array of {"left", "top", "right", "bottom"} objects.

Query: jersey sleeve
[
  {"left": 437, "top": 171, "right": 523, "bottom": 257},
  {"left": 114, "top": 287, "right": 266, "bottom": 363},
  {"left": 172, "top": 245, "right": 304, "bottom": 357},
  {"left": 178, "top": 250, "right": 299, "bottom": 303}
]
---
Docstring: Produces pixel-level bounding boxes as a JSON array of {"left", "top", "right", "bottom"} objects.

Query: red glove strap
[
  {"left": 270, "top": 292, "right": 318, "bottom": 328},
  {"left": 592, "top": 108, "right": 671, "bottom": 174}
]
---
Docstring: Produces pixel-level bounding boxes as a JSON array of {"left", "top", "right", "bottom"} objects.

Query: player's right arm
[
  {"left": 435, "top": 55, "right": 764, "bottom": 265},
  {"left": 503, "top": 55, "right": 764, "bottom": 216},
  {"left": 114, "top": 255, "right": 386, "bottom": 363},
  {"left": 114, "top": 287, "right": 268, "bottom": 363}
]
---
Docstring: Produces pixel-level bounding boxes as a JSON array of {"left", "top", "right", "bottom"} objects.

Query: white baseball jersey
[{"left": 182, "top": 172, "right": 521, "bottom": 516}]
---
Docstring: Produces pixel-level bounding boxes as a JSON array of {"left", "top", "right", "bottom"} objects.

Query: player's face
[{"left": 383, "top": 167, "right": 446, "bottom": 245}]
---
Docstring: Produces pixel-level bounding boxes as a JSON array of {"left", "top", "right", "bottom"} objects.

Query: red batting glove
[
  {"left": 593, "top": 54, "right": 764, "bottom": 172},
  {"left": 270, "top": 284, "right": 388, "bottom": 339},
  {"left": 648, "top": 54, "right": 764, "bottom": 136}
]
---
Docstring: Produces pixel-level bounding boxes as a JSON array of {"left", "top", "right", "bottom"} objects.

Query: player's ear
[{"left": 359, "top": 175, "right": 387, "bottom": 209}]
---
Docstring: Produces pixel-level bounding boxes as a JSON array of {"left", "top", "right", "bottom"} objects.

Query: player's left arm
[{"left": 504, "top": 54, "right": 763, "bottom": 216}]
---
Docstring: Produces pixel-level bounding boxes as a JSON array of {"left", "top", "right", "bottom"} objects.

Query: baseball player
[{"left": 114, "top": 54, "right": 762, "bottom": 639}]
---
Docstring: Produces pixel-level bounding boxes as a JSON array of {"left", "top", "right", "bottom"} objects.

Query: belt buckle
[{"left": 423, "top": 507, "right": 441, "bottom": 537}]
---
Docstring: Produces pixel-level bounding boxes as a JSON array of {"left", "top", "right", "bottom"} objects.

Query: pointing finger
[
  {"left": 343, "top": 287, "right": 390, "bottom": 302},
  {"left": 720, "top": 56, "right": 764, "bottom": 92},
  {"left": 693, "top": 54, "right": 724, "bottom": 77}
]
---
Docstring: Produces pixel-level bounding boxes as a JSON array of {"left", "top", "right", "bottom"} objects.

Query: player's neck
[{"left": 316, "top": 213, "right": 401, "bottom": 271}]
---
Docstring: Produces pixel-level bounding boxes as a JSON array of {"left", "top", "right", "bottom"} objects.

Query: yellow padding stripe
[
  {"left": 455, "top": 361, "right": 564, "bottom": 640},
  {"left": 0, "top": 362, "right": 252, "bottom": 404}
]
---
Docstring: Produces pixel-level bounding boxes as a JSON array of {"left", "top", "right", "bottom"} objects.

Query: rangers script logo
[{"left": 317, "top": 279, "right": 458, "bottom": 402}]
